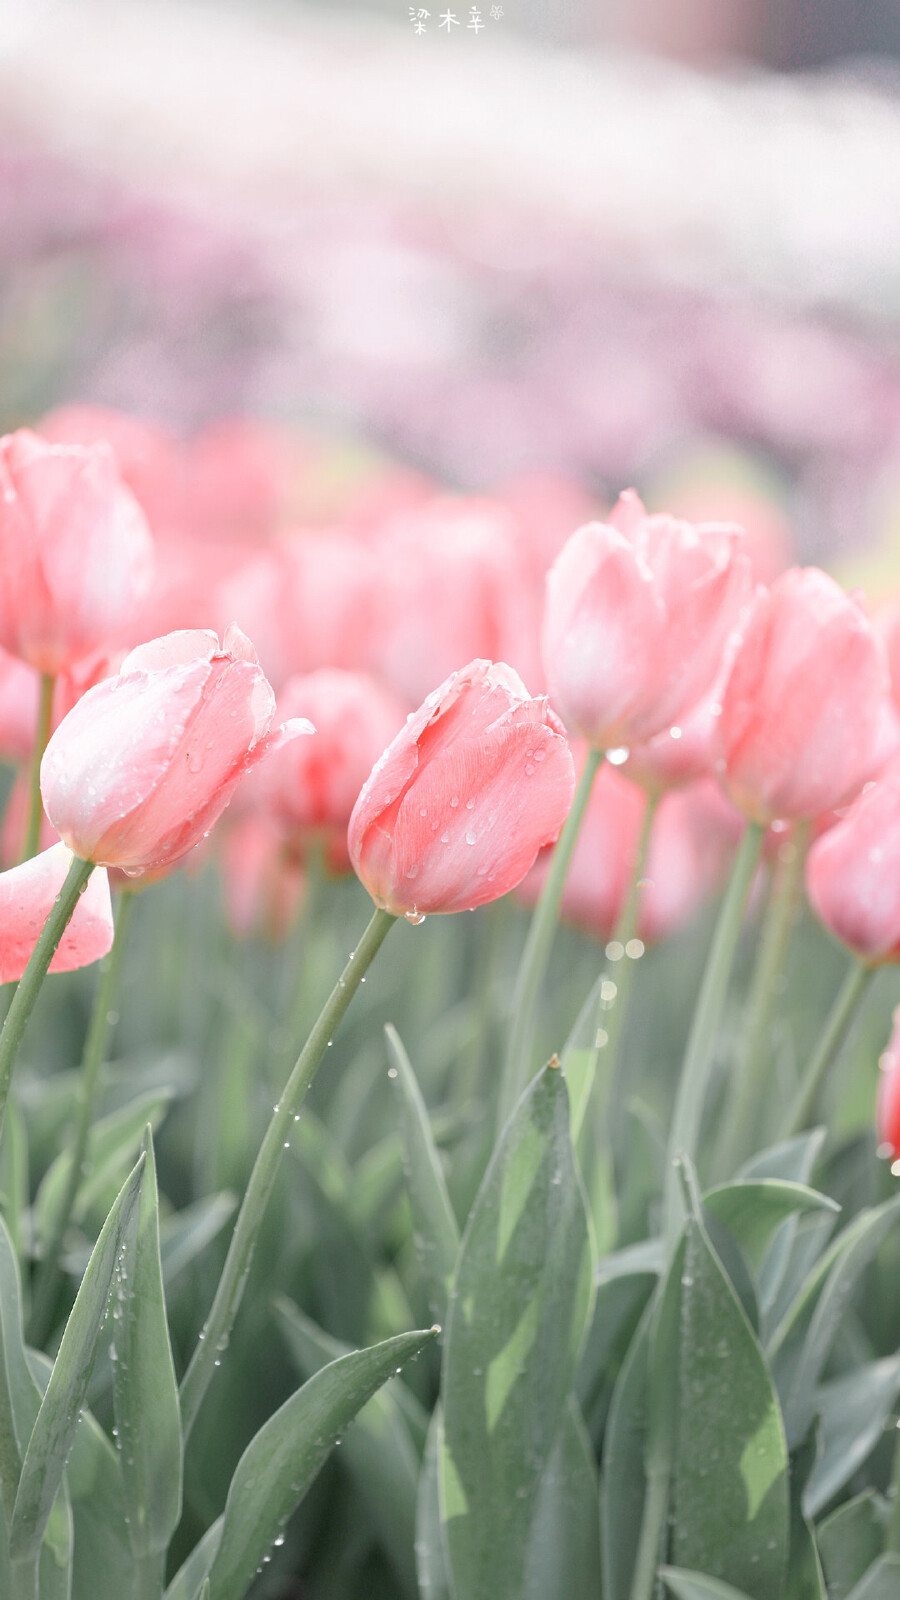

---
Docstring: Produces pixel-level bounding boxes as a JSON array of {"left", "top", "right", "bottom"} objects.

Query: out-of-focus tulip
[
  {"left": 0, "top": 649, "right": 41, "bottom": 765},
  {"left": 519, "top": 761, "right": 736, "bottom": 943},
  {"left": 370, "top": 498, "right": 536, "bottom": 706},
  {"left": 261, "top": 670, "right": 407, "bottom": 870},
  {"left": 40, "top": 625, "right": 312, "bottom": 876},
  {"left": 0, "top": 843, "right": 113, "bottom": 982},
  {"left": 0, "top": 430, "right": 155, "bottom": 675},
  {"left": 877, "top": 1006, "right": 900, "bottom": 1160},
  {"left": 221, "top": 812, "right": 305, "bottom": 940},
  {"left": 39, "top": 404, "right": 185, "bottom": 537},
  {"left": 542, "top": 490, "right": 750, "bottom": 749},
  {"left": 215, "top": 530, "right": 377, "bottom": 691},
  {"left": 805, "top": 756, "right": 900, "bottom": 963},
  {"left": 348, "top": 659, "right": 575, "bottom": 918},
  {"left": 717, "top": 568, "right": 888, "bottom": 824}
]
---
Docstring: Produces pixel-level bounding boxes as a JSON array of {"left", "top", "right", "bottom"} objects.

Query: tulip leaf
[
  {"left": 522, "top": 1397, "right": 601, "bottom": 1600},
  {"left": 66, "top": 1409, "right": 135, "bottom": 1600},
  {"left": 205, "top": 1325, "right": 437, "bottom": 1600},
  {"left": 159, "top": 1191, "right": 237, "bottom": 1286},
  {"left": 802, "top": 1355, "right": 900, "bottom": 1517},
  {"left": 274, "top": 1295, "right": 423, "bottom": 1597},
  {"left": 164, "top": 1519, "right": 223, "bottom": 1600},
  {"left": 600, "top": 1301, "right": 653, "bottom": 1600},
  {"left": 670, "top": 1202, "right": 790, "bottom": 1598},
  {"left": 816, "top": 1493, "right": 886, "bottom": 1599},
  {"left": 10, "top": 1155, "right": 144, "bottom": 1563},
  {"left": 786, "top": 1423, "right": 826, "bottom": 1600},
  {"left": 702, "top": 1181, "right": 839, "bottom": 1275},
  {"left": 35, "top": 1089, "right": 172, "bottom": 1248},
  {"left": 386, "top": 1024, "right": 460, "bottom": 1322},
  {"left": 416, "top": 1407, "right": 451, "bottom": 1600},
  {"left": 112, "top": 1127, "right": 183, "bottom": 1560},
  {"left": 770, "top": 1193, "right": 900, "bottom": 1445},
  {"left": 844, "top": 1557, "right": 900, "bottom": 1599},
  {"left": 0, "top": 1102, "right": 29, "bottom": 1264},
  {"left": 440, "top": 1063, "right": 594, "bottom": 1600},
  {"left": 659, "top": 1569, "right": 755, "bottom": 1600}
]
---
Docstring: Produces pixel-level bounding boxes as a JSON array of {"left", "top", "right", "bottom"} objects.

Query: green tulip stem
[
  {"left": 21, "top": 673, "right": 55, "bottom": 863},
  {"left": 714, "top": 821, "right": 810, "bottom": 1178},
  {"left": 179, "top": 903, "right": 397, "bottom": 1441},
  {"left": 663, "top": 820, "right": 765, "bottom": 1250},
  {"left": 0, "top": 854, "right": 94, "bottom": 1142},
  {"left": 601, "top": 790, "right": 658, "bottom": 1128},
  {"left": 885, "top": 1424, "right": 900, "bottom": 1552},
  {"left": 498, "top": 747, "right": 604, "bottom": 1128},
  {"left": 784, "top": 958, "right": 874, "bottom": 1137},
  {"left": 28, "top": 888, "right": 136, "bottom": 1346}
]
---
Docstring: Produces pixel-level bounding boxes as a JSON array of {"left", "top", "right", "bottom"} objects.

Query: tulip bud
[
  {"left": 348, "top": 659, "right": 575, "bottom": 918},
  {"left": 0, "top": 429, "right": 154, "bottom": 675},
  {"left": 542, "top": 491, "right": 750, "bottom": 750},
  {"left": 260, "top": 669, "right": 407, "bottom": 870},
  {"left": 717, "top": 568, "right": 888, "bottom": 824},
  {"left": 0, "top": 843, "right": 113, "bottom": 982},
  {"left": 805, "top": 756, "right": 900, "bottom": 964},
  {"left": 40, "top": 625, "right": 312, "bottom": 875}
]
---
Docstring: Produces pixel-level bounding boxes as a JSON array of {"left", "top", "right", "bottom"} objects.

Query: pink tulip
[
  {"left": 717, "top": 568, "right": 888, "bottom": 824},
  {"left": 370, "top": 497, "right": 535, "bottom": 708},
  {"left": 542, "top": 490, "right": 750, "bottom": 750},
  {"left": 348, "top": 659, "right": 575, "bottom": 918},
  {"left": 0, "top": 430, "right": 155, "bottom": 675},
  {"left": 215, "top": 530, "right": 378, "bottom": 691},
  {"left": 0, "top": 843, "right": 113, "bottom": 982},
  {"left": 221, "top": 812, "right": 305, "bottom": 940},
  {"left": 519, "top": 761, "right": 736, "bottom": 944},
  {"left": 260, "top": 670, "right": 407, "bottom": 871},
  {"left": 39, "top": 404, "right": 185, "bottom": 537},
  {"left": 877, "top": 1006, "right": 900, "bottom": 1160},
  {"left": 805, "top": 756, "right": 900, "bottom": 963},
  {"left": 40, "top": 625, "right": 312, "bottom": 876}
]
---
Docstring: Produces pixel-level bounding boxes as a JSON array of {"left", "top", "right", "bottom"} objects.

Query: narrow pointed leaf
[
  {"left": 817, "top": 1493, "right": 885, "bottom": 1599},
  {"left": 112, "top": 1128, "right": 183, "bottom": 1559},
  {"left": 772, "top": 1194, "right": 900, "bottom": 1444},
  {"left": 670, "top": 1205, "right": 790, "bottom": 1598},
  {"left": 416, "top": 1407, "right": 451, "bottom": 1600},
  {"left": 163, "top": 1519, "right": 222, "bottom": 1600},
  {"left": 523, "top": 1397, "right": 601, "bottom": 1600},
  {"left": 275, "top": 1296, "right": 422, "bottom": 1597},
  {"left": 803, "top": 1356, "right": 900, "bottom": 1517},
  {"left": 440, "top": 1063, "right": 594, "bottom": 1600},
  {"left": 10, "top": 1155, "right": 144, "bottom": 1563},
  {"left": 660, "top": 1569, "right": 755, "bottom": 1600},
  {"left": 66, "top": 1410, "right": 135, "bottom": 1600},
  {"left": 386, "top": 1025, "right": 460, "bottom": 1322},
  {"left": 600, "top": 1300, "right": 653, "bottom": 1600},
  {"left": 35, "top": 1091, "right": 171, "bottom": 1247},
  {"left": 0, "top": 1103, "right": 28, "bottom": 1264},
  {"left": 206, "top": 1326, "right": 437, "bottom": 1600},
  {"left": 845, "top": 1557, "right": 900, "bottom": 1599},
  {"left": 702, "top": 1181, "right": 839, "bottom": 1275}
]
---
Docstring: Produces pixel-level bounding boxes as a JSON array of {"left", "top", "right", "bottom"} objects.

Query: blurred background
[{"left": 3, "top": 0, "right": 900, "bottom": 574}]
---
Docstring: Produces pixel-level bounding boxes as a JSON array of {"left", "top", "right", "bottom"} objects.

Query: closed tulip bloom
[
  {"left": 717, "top": 568, "right": 888, "bottom": 824},
  {"left": 877, "top": 1006, "right": 900, "bottom": 1161},
  {"left": 0, "top": 429, "right": 154, "bottom": 675},
  {"left": 805, "top": 756, "right": 900, "bottom": 963},
  {"left": 41, "top": 625, "right": 312, "bottom": 875},
  {"left": 261, "top": 669, "right": 407, "bottom": 869},
  {"left": 542, "top": 490, "right": 750, "bottom": 749},
  {"left": 0, "top": 843, "right": 113, "bottom": 982},
  {"left": 348, "top": 659, "right": 575, "bottom": 918}
]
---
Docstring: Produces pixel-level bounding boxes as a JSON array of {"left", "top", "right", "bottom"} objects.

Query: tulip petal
[{"left": 0, "top": 844, "right": 113, "bottom": 983}]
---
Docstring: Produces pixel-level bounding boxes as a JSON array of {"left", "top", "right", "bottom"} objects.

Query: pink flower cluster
[{"left": 3, "top": 399, "right": 900, "bottom": 1159}]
